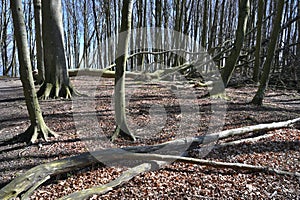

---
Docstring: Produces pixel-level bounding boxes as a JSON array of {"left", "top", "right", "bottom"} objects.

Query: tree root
[
  {"left": 28, "top": 124, "right": 58, "bottom": 144},
  {"left": 111, "top": 126, "right": 136, "bottom": 142},
  {"left": 37, "top": 83, "right": 83, "bottom": 100},
  {"left": 22, "top": 123, "right": 58, "bottom": 144},
  {"left": 6, "top": 123, "right": 58, "bottom": 144}
]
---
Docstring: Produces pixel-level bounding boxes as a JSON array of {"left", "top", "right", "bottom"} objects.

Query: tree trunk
[
  {"left": 37, "top": 0, "right": 77, "bottom": 99},
  {"left": 1, "top": 0, "right": 9, "bottom": 76},
  {"left": 33, "top": 0, "right": 44, "bottom": 84},
  {"left": 297, "top": 1, "right": 300, "bottom": 92},
  {"left": 10, "top": 0, "right": 57, "bottom": 143},
  {"left": 252, "top": 0, "right": 264, "bottom": 83},
  {"left": 201, "top": 0, "right": 208, "bottom": 49},
  {"left": 252, "top": 0, "right": 285, "bottom": 105},
  {"left": 221, "top": 0, "right": 250, "bottom": 87},
  {"left": 112, "top": 0, "right": 136, "bottom": 141}
]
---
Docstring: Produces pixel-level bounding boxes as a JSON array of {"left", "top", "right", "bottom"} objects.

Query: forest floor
[{"left": 0, "top": 76, "right": 300, "bottom": 199}]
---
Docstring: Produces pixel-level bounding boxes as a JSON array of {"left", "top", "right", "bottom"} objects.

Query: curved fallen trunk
[
  {"left": 68, "top": 61, "right": 193, "bottom": 81},
  {"left": 58, "top": 163, "right": 152, "bottom": 200},
  {"left": 1, "top": 117, "right": 299, "bottom": 199}
]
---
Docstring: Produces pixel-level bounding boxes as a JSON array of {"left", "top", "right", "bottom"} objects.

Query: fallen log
[
  {"left": 58, "top": 163, "right": 152, "bottom": 200},
  {"left": 68, "top": 61, "right": 193, "bottom": 80},
  {"left": 60, "top": 152, "right": 300, "bottom": 199},
  {"left": 1, "top": 117, "right": 299, "bottom": 199}
]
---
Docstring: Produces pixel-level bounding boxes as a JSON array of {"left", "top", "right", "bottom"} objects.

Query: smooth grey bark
[
  {"left": 112, "top": 0, "right": 136, "bottom": 141},
  {"left": 252, "top": 0, "right": 285, "bottom": 105},
  {"left": 37, "top": 0, "right": 77, "bottom": 99},
  {"left": 33, "top": 0, "right": 44, "bottom": 84},
  {"left": 10, "top": 0, "right": 57, "bottom": 143}
]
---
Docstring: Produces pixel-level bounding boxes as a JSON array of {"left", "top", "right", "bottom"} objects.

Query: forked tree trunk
[
  {"left": 252, "top": 0, "right": 285, "bottom": 105},
  {"left": 37, "top": 0, "right": 77, "bottom": 99},
  {"left": 112, "top": 0, "right": 136, "bottom": 141},
  {"left": 11, "top": 0, "right": 57, "bottom": 143}
]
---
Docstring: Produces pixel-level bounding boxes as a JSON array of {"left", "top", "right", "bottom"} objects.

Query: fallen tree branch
[
  {"left": 59, "top": 152, "right": 299, "bottom": 199},
  {"left": 0, "top": 152, "right": 99, "bottom": 200},
  {"left": 58, "top": 163, "right": 152, "bottom": 200},
  {"left": 68, "top": 61, "right": 194, "bottom": 80},
  {"left": 211, "top": 117, "right": 300, "bottom": 140},
  {"left": 1, "top": 117, "right": 299, "bottom": 199},
  {"left": 217, "top": 133, "right": 275, "bottom": 148},
  {"left": 127, "top": 49, "right": 207, "bottom": 59},
  {"left": 115, "top": 153, "right": 300, "bottom": 177}
]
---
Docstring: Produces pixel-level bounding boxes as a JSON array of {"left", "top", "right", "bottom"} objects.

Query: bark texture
[
  {"left": 37, "top": 0, "right": 77, "bottom": 99},
  {"left": 10, "top": 0, "right": 57, "bottom": 143},
  {"left": 252, "top": 0, "right": 285, "bottom": 105},
  {"left": 112, "top": 0, "right": 136, "bottom": 141}
]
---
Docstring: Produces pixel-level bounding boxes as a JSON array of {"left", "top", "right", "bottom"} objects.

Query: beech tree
[
  {"left": 297, "top": 1, "right": 300, "bottom": 92},
  {"left": 11, "top": 0, "right": 57, "bottom": 143},
  {"left": 111, "top": 0, "right": 136, "bottom": 141},
  {"left": 252, "top": 0, "right": 264, "bottom": 83},
  {"left": 220, "top": 0, "right": 250, "bottom": 87},
  {"left": 33, "top": 0, "right": 44, "bottom": 84},
  {"left": 37, "top": 0, "right": 78, "bottom": 99},
  {"left": 252, "top": 0, "right": 285, "bottom": 105}
]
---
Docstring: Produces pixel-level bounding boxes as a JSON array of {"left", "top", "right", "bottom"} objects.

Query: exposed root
[
  {"left": 37, "top": 83, "right": 83, "bottom": 100},
  {"left": 111, "top": 126, "right": 136, "bottom": 142},
  {"left": 27, "top": 123, "right": 58, "bottom": 144},
  {"left": 14, "top": 124, "right": 59, "bottom": 144}
]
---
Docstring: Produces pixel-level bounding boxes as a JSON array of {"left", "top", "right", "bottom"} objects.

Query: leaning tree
[
  {"left": 220, "top": 0, "right": 250, "bottom": 87},
  {"left": 252, "top": 0, "right": 285, "bottom": 105},
  {"left": 11, "top": 0, "right": 57, "bottom": 143},
  {"left": 37, "top": 0, "right": 78, "bottom": 99}
]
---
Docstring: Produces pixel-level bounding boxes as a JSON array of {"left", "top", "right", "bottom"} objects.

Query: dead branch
[
  {"left": 58, "top": 163, "right": 152, "bottom": 200},
  {"left": 68, "top": 61, "right": 194, "bottom": 80},
  {"left": 116, "top": 153, "right": 300, "bottom": 177},
  {"left": 212, "top": 117, "right": 300, "bottom": 140},
  {"left": 128, "top": 49, "right": 207, "bottom": 59},
  {"left": 216, "top": 133, "right": 275, "bottom": 148},
  {"left": 1, "top": 117, "right": 299, "bottom": 199},
  {"left": 58, "top": 151, "right": 299, "bottom": 199}
]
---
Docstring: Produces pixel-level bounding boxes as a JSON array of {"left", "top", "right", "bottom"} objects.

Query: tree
[
  {"left": 252, "top": 0, "right": 285, "bottom": 105},
  {"left": 221, "top": 0, "right": 250, "bottom": 87},
  {"left": 297, "top": 1, "right": 300, "bottom": 93},
  {"left": 37, "top": 0, "right": 78, "bottom": 99},
  {"left": 10, "top": 0, "right": 57, "bottom": 143},
  {"left": 33, "top": 0, "right": 44, "bottom": 84},
  {"left": 252, "top": 0, "right": 264, "bottom": 83},
  {"left": 111, "top": 0, "right": 136, "bottom": 141}
]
